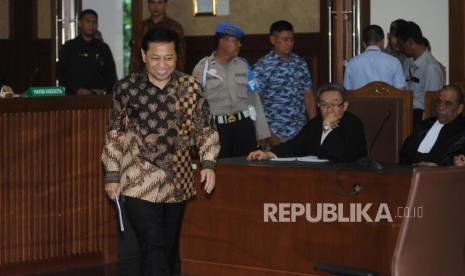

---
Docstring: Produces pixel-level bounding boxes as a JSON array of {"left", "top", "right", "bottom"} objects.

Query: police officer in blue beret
[{"left": 193, "top": 22, "right": 271, "bottom": 158}]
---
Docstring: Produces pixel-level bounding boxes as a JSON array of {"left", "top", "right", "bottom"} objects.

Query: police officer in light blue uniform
[{"left": 193, "top": 22, "right": 270, "bottom": 158}]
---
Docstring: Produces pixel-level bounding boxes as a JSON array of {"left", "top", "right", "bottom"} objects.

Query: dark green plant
[{"left": 123, "top": 0, "right": 132, "bottom": 76}]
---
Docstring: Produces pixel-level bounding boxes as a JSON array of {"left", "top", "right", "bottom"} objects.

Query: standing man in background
[
  {"left": 253, "top": 20, "right": 317, "bottom": 147},
  {"left": 343, "top": 24, "right": 405, "bottom": 90},
  {"left": 129, "top": 0, "right": 186, "bottom": 73},
  {"left": 383, "top": 19, "right": 407, "bottom": 65},
  {"left": 57, "top": 9, "right": 117, "bottom": 95},
  {"left": 396, "top": 20, "right": 445, "bottom": 127},
  {"left": 192, "top": 22, "right": 271, "bottom": 158}
]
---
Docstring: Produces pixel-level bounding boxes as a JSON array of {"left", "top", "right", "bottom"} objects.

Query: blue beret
[{"left": 215, "top": 22, "right": 245, "bottom": 39}]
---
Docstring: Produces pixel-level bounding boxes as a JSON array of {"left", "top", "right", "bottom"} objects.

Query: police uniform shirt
[{"left": 192, "top": 51, "right": 251, "bottom": 116}]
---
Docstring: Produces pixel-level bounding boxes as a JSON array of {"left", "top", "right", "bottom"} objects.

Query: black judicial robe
[
  {"left": 271, "top": 111, "right": 367, "bottom": 162},
  {"left": 400, "top": 116, "right": 465, "bottom": 166}
]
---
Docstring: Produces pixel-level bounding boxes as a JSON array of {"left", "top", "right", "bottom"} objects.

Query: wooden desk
[
  {"left": 181, "top": 158, "right": 412, "bottom": 276},
  {"left": 0, "top": 96, "right": 116, "bottom": 276}
]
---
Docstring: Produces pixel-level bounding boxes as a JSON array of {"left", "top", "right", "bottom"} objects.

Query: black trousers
[
  {"left": 217, "top": 117, "right": 257, "bottom": 158},
  {"left": 124, "top": 197, "right": 186, "bottom": 276}
]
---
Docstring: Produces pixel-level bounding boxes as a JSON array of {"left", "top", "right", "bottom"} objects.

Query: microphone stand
[{"left": 356, "top": 110, "right": 391, "bottom": 170}]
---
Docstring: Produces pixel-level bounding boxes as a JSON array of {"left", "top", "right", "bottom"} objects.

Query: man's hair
[
  {"left": 362, "top": 25, "right": 384, "bottom": 45},
  {"left": 79, "top": 9, "right": 98, "bottom": 20},
  {"left": 148, "top": 0, "right": 168, "bottom": 3},
  {"left": 389, "top": 19, "right": 407, "bottom": 34},
  {"left": 141, "top": 27, "right": 179, "bottom": 53},
  {"left": 269, "top": 20, "right": 294, "bottom": 35},
  {"left": 316, "top": 83, "right": 347, "bottom": 103},
  {"left": 442, "top": 85, "right": 464, "bottom": 105},
  {"left": 395, "top": 21, "right": 424, "bottom": 44}
]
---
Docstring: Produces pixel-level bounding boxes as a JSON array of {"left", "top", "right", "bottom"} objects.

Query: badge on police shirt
[
  {"left": 208, "top": 68, "right": 217, "bottom": 75},
  {"left": 248, "top": 105, "right": 257, "bottom": 121}
]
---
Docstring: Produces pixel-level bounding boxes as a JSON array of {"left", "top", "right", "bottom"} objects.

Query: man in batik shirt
[{"left": 102, "top": 27, "right": 219, "bottom": 276}]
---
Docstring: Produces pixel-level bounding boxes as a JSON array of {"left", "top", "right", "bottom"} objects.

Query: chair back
[
  {"left": 392, "top": 167, "right": 465, "bottom": 276},
  {"left": 424, "top": 90, "right": 439, "bottom": 119},
  {"left": 347, "top": 81, "right": 413, "bottom": 164}
]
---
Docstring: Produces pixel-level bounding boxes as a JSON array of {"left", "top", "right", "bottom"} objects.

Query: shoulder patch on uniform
[{"left": 192, "top": 57, "right": 209, "bottom": 78}]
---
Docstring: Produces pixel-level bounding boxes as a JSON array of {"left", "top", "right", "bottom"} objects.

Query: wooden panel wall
[
  {"left": 0, "top": 96, "right": 116, "bottom": 276},
  {"left": 0, "top": 40, "right": 11, "bottom": 86},
  {"left": 449, "top": 0, "right": 465, "bottom": 83}
]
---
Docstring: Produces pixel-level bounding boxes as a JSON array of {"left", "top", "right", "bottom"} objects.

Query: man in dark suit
[
  {"left": 400, "top": 85, "right": 465, "bottom": 166},
  {"left": 57, "top": 9, "right": 117, "bottom": 95},
  {"left": 247, "top": 83, "right": 367, "bottom": 162}
]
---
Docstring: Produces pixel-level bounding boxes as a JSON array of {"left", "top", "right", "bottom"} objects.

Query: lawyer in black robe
[
  {"left": 400, "top": 85, "right": 465, "bottom": 167},
  {"left": 248, "top": 83, "right": 367, "bottom": 162},
  {"left": 271, "top": 111, "right": 367, "bottom": 162}
]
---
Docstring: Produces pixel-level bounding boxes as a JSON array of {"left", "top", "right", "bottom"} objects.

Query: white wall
[
  {"left": 371, "top": 0, "right": 449, "bottom": 83},
  {"left": 82, "top": 0, "right": 123, "bottom": 79}
]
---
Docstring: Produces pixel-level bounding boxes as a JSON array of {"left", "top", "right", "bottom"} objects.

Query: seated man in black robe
[
  {"left": 247, "top": 83, "right": 367, "bottom": 162},
  {"left": 400, "top": 85, "right": 465, "bottom": 167}
]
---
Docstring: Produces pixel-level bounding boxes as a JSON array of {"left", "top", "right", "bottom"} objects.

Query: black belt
[{"left": 214, "top": 110, "right": 250, "bottom": 124}]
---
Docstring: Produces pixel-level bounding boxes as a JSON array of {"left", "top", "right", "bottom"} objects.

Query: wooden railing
[{"left": 0, "top": 95, "right": 116, "bottom": 276}]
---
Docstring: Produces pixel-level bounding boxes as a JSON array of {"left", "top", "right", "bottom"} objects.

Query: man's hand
[
  {"left": 257, "top": 139, "right": 269, "bottom": 150},
  {"left": 304, "top": 89, "right": 317, "bottom": 120},
  {"left": 322, "top": 113, "right": 341, "bottom": 130},
  {"left": 201, "top": 168, "right": 216, "bottom": 194},
  {"left": 266, "top": 134, "right": 282, "bottom": 147},
  {"left": 76, "top": 88, "right": 94, "bottom": 95},
  {"left": 454, "top": 154, "right": 465, "bottom": 167},
  {"left": 92, "top": 89, "right": 107, "bottom": 95},
  {"left": 105, "top": 183, "right": 121, "bottom": 200},
  {"left": 414, "top": 162, "right": 438, "bottom": 167},
  {"left": 76, "top": 88, "right": 106, "bottom": 95},
  {"left": 247, "top": 150, "right": 276, "bottom": 161}
]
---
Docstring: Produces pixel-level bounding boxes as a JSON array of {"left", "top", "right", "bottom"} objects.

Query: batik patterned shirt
[
  {"left": 253, "top": 50, "right": 312, "bottom": 139},
  {"left": 102, "top": 69, "right": 220, "bottom": 203}
]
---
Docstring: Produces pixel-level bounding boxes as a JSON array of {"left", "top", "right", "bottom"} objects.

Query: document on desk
[
  {"left": 115, "top": 194, "right": 125, "bottom": 232},
  {"left": 269, "top": 157, "right": 297, "bottom": 161},
  {"left": 270, "top": 155, "right": 329, "bottom": 163},
  {"left": 296, "top": 156, "right": 329, "bottom": 162}
]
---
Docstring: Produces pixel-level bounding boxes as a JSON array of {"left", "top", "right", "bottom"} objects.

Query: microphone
[
  {"left": 28, "top": 67, "right": 40, "bottom": 88},
  {"left": 356, "top": 110, "right": 391, "bottom": 170}
]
